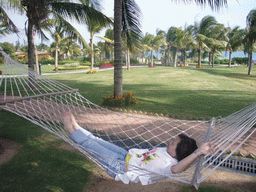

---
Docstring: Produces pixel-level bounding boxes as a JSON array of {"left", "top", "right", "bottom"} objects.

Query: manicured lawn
[{"left": 47, "top": 65, "right": 256, "bottom": 120}]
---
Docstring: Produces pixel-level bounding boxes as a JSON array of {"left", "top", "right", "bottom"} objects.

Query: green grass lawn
[
  {"left": 47, "top": 65, "right": 256, "bottom": 120},
  {"left": 1, "top": 65, "right": 256, "bottom": 191}
]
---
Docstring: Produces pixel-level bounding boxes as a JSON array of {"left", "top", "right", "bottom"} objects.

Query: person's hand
[{"left": 196, "top": 142, "right": 216, "bottom": 156}]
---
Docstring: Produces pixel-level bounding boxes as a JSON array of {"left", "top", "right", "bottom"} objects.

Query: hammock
[{"left": 0, "top": 47, "right": 256, "bottom": 190}]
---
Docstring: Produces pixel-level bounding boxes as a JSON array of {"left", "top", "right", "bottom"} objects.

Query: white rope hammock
[{"left": 0, "top": 48, "right": 256, "bottom": 189}]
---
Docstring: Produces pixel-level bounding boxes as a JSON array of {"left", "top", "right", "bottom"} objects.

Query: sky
[{"left": 0, "top": 0, "right": 255, "bottom": 46}]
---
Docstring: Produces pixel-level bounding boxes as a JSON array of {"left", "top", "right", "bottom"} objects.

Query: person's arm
[{"left": 171, "top": 142, "right": 215, "bottom": 174}]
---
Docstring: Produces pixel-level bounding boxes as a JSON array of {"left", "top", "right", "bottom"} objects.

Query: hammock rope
[{"left": 0, "top": 48, "right": 255, "bottom": 189}]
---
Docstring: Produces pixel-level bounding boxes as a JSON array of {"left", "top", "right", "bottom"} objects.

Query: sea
[{"left": 219, "top": 51, "right": 256, "bottom": 60}]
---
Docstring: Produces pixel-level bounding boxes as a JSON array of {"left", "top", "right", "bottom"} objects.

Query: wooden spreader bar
[{"left": 0, "top": 89, "right": 79, "bottom": 105}]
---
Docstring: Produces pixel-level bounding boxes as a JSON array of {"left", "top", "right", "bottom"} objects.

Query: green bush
[
  {"left": 122, "top": 57, "right": 139, "bottom": 64},
  {"left": 232, "top": 57, "right": 248, "bottom": 64},
  {"left": 94, "top": 60, "right": 105, "bottom": 67},
  {"left": 39, "top": 59, "right": 55, "bottom": 64},
  {"left": 219, "top": 59, "right": 229, "bottom": 64},
  {"left": 214, "top": 57, "right": 220, "bottom": 64}
]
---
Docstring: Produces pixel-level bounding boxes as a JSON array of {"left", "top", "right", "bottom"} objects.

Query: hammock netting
[{"left": 0, "top": 48, "right": 255, "bottom": 189}]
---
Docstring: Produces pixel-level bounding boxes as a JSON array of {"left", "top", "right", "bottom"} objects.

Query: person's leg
[
  {"left": 69, "top": 112, "right": 127, "bottom": 155},
  {"left": 63, "top": 111, "right": 128, "bottom": 177}
]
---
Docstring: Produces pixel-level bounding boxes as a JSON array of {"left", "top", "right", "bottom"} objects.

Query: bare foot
[
  {"left": 70, "top": 113, "right": 80, "bottom": 131},
  {"left": 62, "top": 111, "right": 75, "bottom": 134}
]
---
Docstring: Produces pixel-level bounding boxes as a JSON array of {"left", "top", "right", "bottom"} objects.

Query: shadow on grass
[
  {"left": 0, "top": 111, "right": 93, "bottom": 192},
  {"left": 194, "top": 66, "right": 256, "bottom": 81}
]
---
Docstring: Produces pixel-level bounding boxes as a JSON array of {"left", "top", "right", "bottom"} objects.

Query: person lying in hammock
[{"left": 62, "top": 111, "right": 216, "bottom": 185}]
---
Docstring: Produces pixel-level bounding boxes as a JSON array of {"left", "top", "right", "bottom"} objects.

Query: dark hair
[{"left": 176, "top": 134, "right": 198, "bottom": 161}]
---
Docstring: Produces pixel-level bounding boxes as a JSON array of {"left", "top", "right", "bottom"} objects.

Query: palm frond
[
  {"left": 122, "top": 0, "right": 143, "bottom": 50},
  {"left": 50, "top": 2, "right": 112, "bottom": 27},
  {"left": 52, "top": 14, "right": 90, "bottom": 49},
  {"left": 0, "top": 5, "right": 19, "bottom": 34},
  {"left": 172, "top": 0, "right": 227, "bottom": 11}
]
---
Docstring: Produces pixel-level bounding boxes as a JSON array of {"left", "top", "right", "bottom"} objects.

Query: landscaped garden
[{"left": 1, "top": 65, "right": 256, "bottom": 192}]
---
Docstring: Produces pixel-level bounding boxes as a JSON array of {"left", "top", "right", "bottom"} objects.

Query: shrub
[
  {"left": 39, "top": 59, "right": 55, "bottom": 64},
  {"left": 148, "top": 64, "right": 155, "bottom": 67},
  {"left": 122, "top": 57, "right": 139, "bottom": 64},
  {"left": 99, "top": 62, "right": 113, "bottom": 69},
  {"left": 86, "top": 69, "right": 98, "bottom": 74},
  {"left": 232, "top": 57, "right": 248, "bottom": 64},
  {"left": 0, "top": 70, "right": 2, "bottom": 74},
  {"left": 101, "top": 92, "right": 138, "bottom": 107},
  {"left": 214, "top": 57, "right": 220, "bottom": 64},
  {"left": 196, "top": 64, "right": 204, "bottom": 68},
  {"left": 219, "top": 59, "right": 229, "bottom": 64}
]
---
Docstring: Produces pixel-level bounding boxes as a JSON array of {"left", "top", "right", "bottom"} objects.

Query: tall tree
[
  {"left": 226, "top": 26, "right": 245, "bottom": 67},
  {"left": 205, "top": 23, "right": 228, "bottom": 67},
  {"left": 87, "top": 19, "right": 111, "bottom": 70},
  {"left": 192, "top": 16, "right": 218, "bottom": 67},
  {"left": 142, "top": 32, "right": 164, "bottom": 67},
  {"left": 244, "top": 9, "right": 256, "bottom": 75}
]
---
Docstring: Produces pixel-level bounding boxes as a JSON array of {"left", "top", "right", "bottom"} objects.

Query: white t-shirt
[{"left": 115, "top": 147, "right": 178, "bottom": 185}]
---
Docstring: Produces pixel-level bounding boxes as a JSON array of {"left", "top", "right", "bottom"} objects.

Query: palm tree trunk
[
  {"left": 167, "top": 46, "right": 170, "bottom": 65},
  {"left": 90, "top": 33, "right": 94, "bottom": 70},
  {"left": 198, "top": 46, "right": 201, "bottom": 67},
  {"left": 55, "top": 41, "right": 58, "bottom": 72},
  {"left": 127, "top": 48, "right": 130, "bottom": 70},
  {"left": 27, "top": 18, "right": 35, "bottom": 87},
  {"left": 183, "top": 49, "right": 186, "bottom": 64},
  {"left": 33, "top": 28, "right": 39, "bottom": 75},
  {"left": 228, "top": 51, "right": 232, "bottom": 67},
  {"left": 248, "top": 42, "right": 253, "bottom": 75},
  {"left": 174, "top": 50, "right": 177, "bottom": 67},
  {"left": 208, "top": 53, "right": 211, "bottom": 66},
  {"left": 212, "top": 51, "right": 215, "bottom": 68},
  {"left": 151, "top": 49, "right": 154, "bottom": 67},
  {"left": 114, "top": 0, "right": 123, "bottom": 97}
]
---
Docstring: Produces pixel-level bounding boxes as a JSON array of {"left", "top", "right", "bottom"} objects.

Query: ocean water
[
  {"left": 220, "top": 51, "right": 255, "bottom": 60},
  {"left": 152, "top": 51, "right": 255, "bottom": 61}
]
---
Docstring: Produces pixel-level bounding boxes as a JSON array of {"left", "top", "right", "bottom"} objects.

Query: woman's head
[{"left": 167, "top": 134, "right": 198, "bottom": 161}]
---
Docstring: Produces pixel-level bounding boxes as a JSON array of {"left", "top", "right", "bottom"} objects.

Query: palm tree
[
  {"left": 226, "top": 26, "right": 245, "bottom": 67},
  {"left": 142, "top": 32, "right": 165, "bottom": 67},
  {"left": 205, "top": 23, "right": 228, "bottom": 67},
  {"left": 87, "top": 19, "right": 111, "bottom": 70},
  {"left": 192, "top": 16, "right": 218, "bottom": 67},
  {"left": 114, "top": 0, "right": 142, "bottom": 97},
  {"left": 244, "top": 9, "right": 256, "bottom": 75},
  {"left": 166, "top": 26, "right": 178, "bottom": 66},
  {"left": 2, "top": 0, "right": 111, "bottom": 75}
]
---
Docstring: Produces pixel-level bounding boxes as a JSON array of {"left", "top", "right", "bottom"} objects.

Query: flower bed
[
  {"left": 56, "top": 66, "right": 89, "bottom": 70},
  {"left": 0, "top": 70, "right": 2, "bottom": 75},
  {"left": 196, "top": 64, "right": 204, "bottom": 68},
  {"left": 99, "top": 62, "right": 113, "bottom": 69},
  {"left": 86, "top": 69, "right": 98, "bottom": 74},
  {"left": 101, "top": 92, "right": 138, "bottom": 107}
]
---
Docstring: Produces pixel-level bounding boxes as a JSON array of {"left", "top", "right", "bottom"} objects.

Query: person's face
[{"left": 167, "top": 136, "right": 181, "bottom": 159}]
